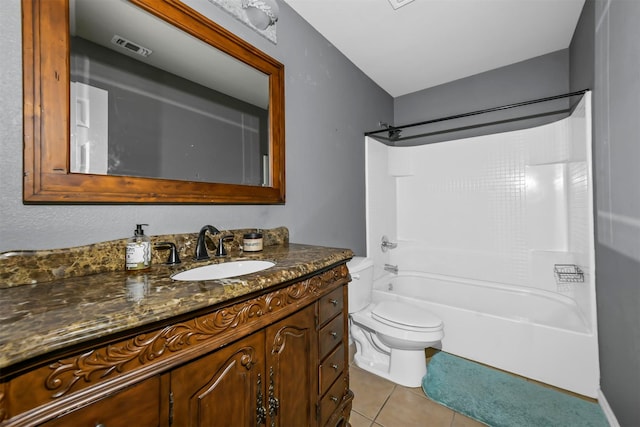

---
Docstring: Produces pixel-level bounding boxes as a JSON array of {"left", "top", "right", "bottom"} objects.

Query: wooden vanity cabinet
[
  {"left": 0, "top": 264, "right": 352, "bottom": 427},
  {"left": 170, "top": 304, "right": 317, "bottom": 426}
]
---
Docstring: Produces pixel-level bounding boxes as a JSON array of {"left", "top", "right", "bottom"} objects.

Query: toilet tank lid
[
  {"left": 347, "top": 257, "right": 373, "bottom": 272},
  {"left": 372, "top": 301, "right": 443, "bottom": 329}
]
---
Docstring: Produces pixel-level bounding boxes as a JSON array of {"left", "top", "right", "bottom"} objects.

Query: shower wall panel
[
  {"left": 392, "top": 132, "right": 530, "bottom": 286},
  {"left": 365, "top": 139, "right": 397, "bottom": 280},
  {"left": 367, "top": 96, "right": 594, "bottom": 307}
]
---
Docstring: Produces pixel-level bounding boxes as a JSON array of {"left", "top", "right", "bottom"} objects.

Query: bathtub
[{"left": 371, "top": 271, "right": 600, "bottom": 398}]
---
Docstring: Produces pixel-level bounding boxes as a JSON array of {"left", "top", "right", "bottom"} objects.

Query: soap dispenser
[{"left": 126, "top": 224, "right": 151, "bottom": 271}]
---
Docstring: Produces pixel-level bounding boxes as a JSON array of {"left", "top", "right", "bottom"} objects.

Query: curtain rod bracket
[{"left": 378, "top": 122, "right": 402, "bottom": 141}]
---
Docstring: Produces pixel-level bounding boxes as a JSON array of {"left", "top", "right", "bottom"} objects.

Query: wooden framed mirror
[{"left": 22, "top": 0, "right": 285, "bottom": 204}]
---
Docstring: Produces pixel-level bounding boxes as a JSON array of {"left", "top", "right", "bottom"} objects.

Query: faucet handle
[
  {"left": 215, "top": 235, "right": 235, "bottom": 257},
  {"left": 381, "top": 235, "right": 398, "bottom": 252},
  {"left": 155, "top": 242, "right": 181, "bottom": 265}
]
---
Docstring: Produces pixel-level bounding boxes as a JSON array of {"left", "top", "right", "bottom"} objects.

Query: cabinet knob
[
  {"left": 329, "top": 298, "right": 338, "bottom": 306},
  {"left": 330, "top": 331, "right": 338, "bottom": 338},
  {"left": 331, "top": 363, "right": 339, "bottom": 370},
  {"left": 330, "top": 396, "right": 339, "bottom": 403},
  {"left": 96, "top": 424, "right": 106, "bottom": 427}
]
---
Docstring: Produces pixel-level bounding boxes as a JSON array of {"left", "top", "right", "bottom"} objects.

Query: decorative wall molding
[{"left": 183, "top": 0, "right": 278, "bottom": 43}]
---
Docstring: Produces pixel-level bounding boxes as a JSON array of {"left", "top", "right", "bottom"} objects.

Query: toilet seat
[
  {"left": 372, "top": 301, "right": 443, "bottom": 332},
  {"left": 351, "top": 302, "right": 443, "bottom": 342}
]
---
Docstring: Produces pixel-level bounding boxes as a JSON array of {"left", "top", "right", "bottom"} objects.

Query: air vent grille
[{"left": 110, "top": 35, "right": 152, "bottom": 57}]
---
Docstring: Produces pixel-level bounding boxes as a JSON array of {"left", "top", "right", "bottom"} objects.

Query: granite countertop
[{"left": 0, "top": 239, "right": 353, "bottom": 371}]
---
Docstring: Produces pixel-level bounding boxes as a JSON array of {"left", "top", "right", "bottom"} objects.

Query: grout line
[
  {"left": 372, "top": 384, "right": 397, "bottom": 424},
  {"left": 351, "top": 409, "right": 375, "bottom": 425}
]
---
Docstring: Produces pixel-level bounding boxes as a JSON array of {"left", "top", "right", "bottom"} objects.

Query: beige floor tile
[
  {"left": 404, "top": 385, "right": 427, "bottom": 398},
  {"left": 349, "top": 410, "right": 374, "bottom": 427},
  {"left": 451, "top": 413, "right": 488, "bottom": 427},
  {"left": 375, "top": 387, "right": 455, "bottom": 427},
  {"left": 350, "top": 365, "right": 396, "bottom": 420},
  {"left": 404, "top": 384, "right": 486, "bottom": 426}
]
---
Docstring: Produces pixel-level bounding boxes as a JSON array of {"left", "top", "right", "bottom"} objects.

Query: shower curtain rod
[{"left": 364, "top": 89, "right": 589, "bottom": 139}]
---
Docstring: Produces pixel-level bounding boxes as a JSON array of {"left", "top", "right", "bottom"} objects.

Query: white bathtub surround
[{"left": 364, "top": 93, "right": 599, "bottom": 397}]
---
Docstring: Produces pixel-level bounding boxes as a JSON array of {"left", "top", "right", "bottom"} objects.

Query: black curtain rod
[{"left": 364, "top": 89, "right": 589, "bottom": 137}]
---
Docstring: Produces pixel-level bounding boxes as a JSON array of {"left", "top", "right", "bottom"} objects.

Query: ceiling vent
[
  {"left": 110, "top": 35, "right": 152, "bottom": 57},
  {"left": 387, "top": 0, "right": 416, "bottom": 10}
]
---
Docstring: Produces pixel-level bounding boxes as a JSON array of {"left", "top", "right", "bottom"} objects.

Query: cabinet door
[
  {"left": 170, "top": 331, "right": 265, "bottom": 427},
  {"left": 265, "top": 304, "right": 317, "bottom": 427},
  {"left": 40, "top": 376, "right": 161, "bottom": 427}
]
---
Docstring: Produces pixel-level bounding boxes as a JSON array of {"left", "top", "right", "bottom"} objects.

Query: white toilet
[{"left": 347, "top": 257, "right": 444, "bottom": 387}]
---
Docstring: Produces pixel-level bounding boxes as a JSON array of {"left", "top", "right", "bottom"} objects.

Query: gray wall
[
  {"left": 569, "top": 0, "right": 594, "bottom": 94},
  {"left": 394, "top": 49, "right": 570, "bottom": 138},
  {"left": 590, "top": 0, "right": 640, "bottom": 425},
  {"left": 0, "top": 0, "right": 392, "bottom": 254}
]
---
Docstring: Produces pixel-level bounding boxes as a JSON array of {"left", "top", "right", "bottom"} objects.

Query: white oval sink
[{"left": 171, "top": 260, "right": 275, "bottom": 281}]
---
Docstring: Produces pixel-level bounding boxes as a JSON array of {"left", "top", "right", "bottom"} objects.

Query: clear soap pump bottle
[{"left": 126, "top": 224, "right": 151, "bottom": 271}]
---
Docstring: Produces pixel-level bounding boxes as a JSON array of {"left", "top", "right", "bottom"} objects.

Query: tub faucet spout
[{"left": 384, "top": 264, "right": 398, "bottom": 274}]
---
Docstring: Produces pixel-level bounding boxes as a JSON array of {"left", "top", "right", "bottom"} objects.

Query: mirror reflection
[{"left": 69, "top": 0, "right": 270, "bottom": 186}]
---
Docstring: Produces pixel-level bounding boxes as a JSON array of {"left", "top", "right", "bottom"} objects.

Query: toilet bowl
[{"left": 347, "top": 257, "right": 444, "bottom": 387}]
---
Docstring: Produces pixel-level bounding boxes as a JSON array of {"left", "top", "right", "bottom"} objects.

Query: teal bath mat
[{"left": 422, "top": 352, "right": 608, "bottom": 427}]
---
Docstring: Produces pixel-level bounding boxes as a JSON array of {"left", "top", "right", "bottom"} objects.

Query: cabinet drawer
[
  {"left": 319, "top": 375, "right": 348, "bottom": 426},
  {"left": 318, "top": 344, "right": 345, "bottom": 396},
  {"left": 318, "top": 287, "right": 343, "bottom": 326},
  {"left": 40, "top": 377, "right": 160, "bottom": 427},
  {"left": 318, "top": 312, "right": 344, "bottom": 360}
]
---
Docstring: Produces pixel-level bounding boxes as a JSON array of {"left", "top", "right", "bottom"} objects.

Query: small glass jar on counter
[{"left": 242, "top": 232, "right": 263, "bottom": 252}]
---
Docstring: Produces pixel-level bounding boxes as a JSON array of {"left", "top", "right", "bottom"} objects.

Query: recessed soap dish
[{"left": 554, "top": 264, "right": 584, "bottom": 283}]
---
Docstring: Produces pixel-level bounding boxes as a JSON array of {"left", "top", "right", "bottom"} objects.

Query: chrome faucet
[
  {"left": 384, "top": 264, "right": 398, "bottom": 274},
  {"left": 194, "top": 225, "right": 221, "bottom": 260}
]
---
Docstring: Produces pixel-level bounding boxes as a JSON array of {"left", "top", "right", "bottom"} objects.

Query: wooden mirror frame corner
[{"left": 22, "top": 0, "right": 285, "bottom": 204}]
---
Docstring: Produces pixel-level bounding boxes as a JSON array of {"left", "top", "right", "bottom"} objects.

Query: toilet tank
[{"left": 346, "top": 257, "right": 374, "bottom": 313}]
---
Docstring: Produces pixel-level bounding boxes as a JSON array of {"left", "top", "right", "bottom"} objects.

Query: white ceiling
[{"left": 283, "top": 0, "right": 585, "bottom": 97}]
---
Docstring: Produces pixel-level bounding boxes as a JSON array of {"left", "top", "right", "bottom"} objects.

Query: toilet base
[
  {"left": 350, "top": 320, "right": 432, "bottom": 388},
  {"left": 353, "top": 347, "right": 427, "bottom": 388}
]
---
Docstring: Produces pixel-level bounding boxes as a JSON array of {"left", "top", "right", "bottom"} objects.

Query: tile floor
[{"left": 348, "top": 363, "right": 486, "bottom": 427}]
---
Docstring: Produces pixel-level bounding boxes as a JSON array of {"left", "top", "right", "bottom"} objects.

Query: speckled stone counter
[{"left": 0, "top": 227, "right": 353, "bottom": 371}]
